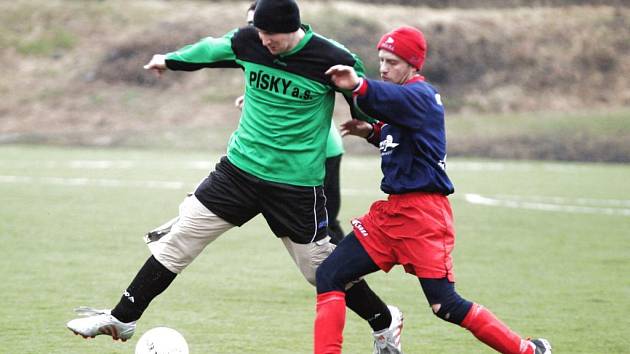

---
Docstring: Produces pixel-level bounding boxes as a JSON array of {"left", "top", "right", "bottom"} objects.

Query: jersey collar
[
  {"left": 405, "top": 74, "right": 425, "bottom": 84},
  {"left": 279, "top": 24, "right": 313, "bottom": 58}
]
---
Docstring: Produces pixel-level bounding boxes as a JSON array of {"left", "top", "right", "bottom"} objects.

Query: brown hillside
[{"left": 1, "top": 1, "right": 629, "bottom": 160}]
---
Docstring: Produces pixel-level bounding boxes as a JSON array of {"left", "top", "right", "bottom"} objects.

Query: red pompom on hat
[{"left": 377, "top": 26, "right": 427, "bottom": 70}]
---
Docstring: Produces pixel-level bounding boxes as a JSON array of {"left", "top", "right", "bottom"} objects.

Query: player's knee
[
  {"left": 151, "top": 251, "right": 189, "bottom": 274},
  {"left": 302, "top": 267, "right": 317, "bottom": 286},
  {"left": 315, "top": 259, "right": 333, "bottom": 290},
  {"left": 420, "top": 278, "right": 473, "bottom": 325},
  {"left": 303, "top": 239, "right": 336, "bottom": 286},
  {"left": 315, "top": 258, "right": 344, "bottom": 293},
  {"left": 430, "top": 294, "right": 472, "bottom": 325},
  {"left": 291, "top": 253, "right": 317, "bottom": 286}
]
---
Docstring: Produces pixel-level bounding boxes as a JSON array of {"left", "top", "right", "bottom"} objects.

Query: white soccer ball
[{"left": 135, "top": 327, "right": 189, "bottom": 354}]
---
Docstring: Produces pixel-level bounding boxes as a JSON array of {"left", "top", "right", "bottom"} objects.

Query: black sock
[
  {"left": 110, "top": 255, "right": 177, "bottom": 323},
  {"left": 345, "top": 280, "right": 392, "bottom": 331}
]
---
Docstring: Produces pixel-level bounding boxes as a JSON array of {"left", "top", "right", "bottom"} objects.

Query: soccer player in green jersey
[
  {"left": 67, "top": 0, "right": 403, "bottom": 352},
  {"left": 240, "top": 1, "right": 347, "bottom": 243},
  {"left": 144, "top": 0, "right": 346, "bottom": 264}
]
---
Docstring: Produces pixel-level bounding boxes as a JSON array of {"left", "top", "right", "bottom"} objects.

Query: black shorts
[{"left": 194, "top": 156, "right": 329, "bottom": 244}]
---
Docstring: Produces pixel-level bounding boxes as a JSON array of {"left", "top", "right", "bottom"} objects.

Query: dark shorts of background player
[
  {"left": 324, "top": 154, "right": 344, "bottom": 244},
  {"left": 194, "top": 156, "right": 329, "bottom": 244}
]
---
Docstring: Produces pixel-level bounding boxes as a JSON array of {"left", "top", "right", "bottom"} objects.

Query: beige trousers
[{"left": 148, "top": 195, "right": 336, "bottom": 285}]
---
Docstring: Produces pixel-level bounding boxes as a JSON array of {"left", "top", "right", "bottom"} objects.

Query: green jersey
[
  {"left": 326, "top": 124, "right": 344, "bottom": 158},
  {"left": 165, "top": 25, "right": 363, "bottom": 186}
]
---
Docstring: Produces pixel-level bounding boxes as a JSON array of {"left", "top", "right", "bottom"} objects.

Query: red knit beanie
[{"left": 377, "top": 26, "right": 427, "bottom": 70}]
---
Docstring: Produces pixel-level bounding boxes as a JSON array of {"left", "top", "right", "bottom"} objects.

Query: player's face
[
  {"left": 378, "top": 50, "right": 416, "bottom": 85},
  {"left": 257, "top": 30, "right": 297, "bottom": 55}
]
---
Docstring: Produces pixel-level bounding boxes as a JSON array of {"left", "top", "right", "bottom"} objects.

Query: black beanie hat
[{"left": 253, "top": 0, "right": 301, "bottom": 33}]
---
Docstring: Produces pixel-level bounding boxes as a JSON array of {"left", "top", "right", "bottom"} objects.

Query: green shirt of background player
[{"left": 67, "top": 1, "right": 402, "bottom": 351}]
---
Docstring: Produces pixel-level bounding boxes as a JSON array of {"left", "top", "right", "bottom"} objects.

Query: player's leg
[
  {"left": 67, "top": 194, "right": 235, "bottom": 341},
  {"left": 263, "top": 184, "right": 399, "bottom": 352},
  {"left": 264, "top": 183, "right": 333, "bottom": 285},
  {"left": 323, "top": 154, "right": 344, "bottom": 244},
  {"left": 117, "top": 157, "right": 263, "bottom": 320},
  {"left": 280, "top": 234, "right": 392, "bottom": 325},
  {"left": 146, "top": 191, "right": 198, "bottom": 243},
  {"left": 114, "top": 194, "right": 236, "bottom": 318},
  {"left": 401, "top": 193, "right": 551, "bottom": 353},
  {"left": 313, "top": 232, "right": 382, "bottom": 354},
  {"left": 67, "top": 157, "right": 259, "bottom": 341},
  {"left": 419, "top": 278, "right": 551, "bottom": 354},
  {"left": 280, "top": 234, "right": 394, "bottom": 335}
]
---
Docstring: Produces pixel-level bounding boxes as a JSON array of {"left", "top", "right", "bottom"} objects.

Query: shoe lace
[{"left": 74, "top": 307, "right": 110, "bottom": 317}]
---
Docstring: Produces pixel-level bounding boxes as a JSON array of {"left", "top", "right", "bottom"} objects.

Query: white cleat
[
  {"left": 373, "top": 305, "right": 404, "bottom": 354},
  {"left": 66, "top": 307, "right": 136, "bottom": 342},
  {"left": 529, "top": 338, "right": 552, "bottom": 354}
]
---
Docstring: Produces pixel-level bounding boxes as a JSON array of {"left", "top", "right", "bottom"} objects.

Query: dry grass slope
[{"left": 1, "top": 1, "right": 629, "bottom": 161}]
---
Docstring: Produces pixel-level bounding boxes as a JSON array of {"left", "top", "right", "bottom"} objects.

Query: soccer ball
[{"left": 135, "top": 327, "right": 189, "bottom": 354}]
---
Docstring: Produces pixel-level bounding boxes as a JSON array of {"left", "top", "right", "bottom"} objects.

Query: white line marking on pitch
[
  {"left": 2, "top": 174, "right": 628, "bottom": 216},
  {"left": 0, "top": 160, "right": 213, "bottom": 170},
  {"left": 491, "top": 194, "right": 630, "bottom": 207},
  {"left": 464, "top": 193, "right": 630, "bottom": 216},
  {"left": 0, "top": 175, "right": 186, "bottom": 190},
  {"left": 0, "top": 175, "right": 386, "bottom": 196},
  {"left": 0, "top": 159, "right": 599, "bottom": 173}
]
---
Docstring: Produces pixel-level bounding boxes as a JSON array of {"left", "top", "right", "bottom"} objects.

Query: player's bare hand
[
  {"left": 234, "top": 95, "right": 245, "bottom": 110},
  {"left": 143, "top": 54, "right": 167, "bottom": 77},
  {"left": 340, "top": 119, "right": 373, "bottom": 138},
  {"left": 325, "top": 65, "right": 360, "bottom": 90}
]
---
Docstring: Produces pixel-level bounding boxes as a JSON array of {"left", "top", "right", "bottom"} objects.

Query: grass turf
[{"left": 0, "top": 145, "right": 628, "bottom": 353}]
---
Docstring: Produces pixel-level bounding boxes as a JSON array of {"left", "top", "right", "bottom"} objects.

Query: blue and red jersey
[{"left": 354, "top": 75, "right": 454, "bottom": 195}]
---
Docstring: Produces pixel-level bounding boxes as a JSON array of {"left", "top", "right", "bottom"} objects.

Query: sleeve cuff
[
  {"left": 352, "top": 78, "right": 368, "bottom": 96},
  {"left": 366, "top": 121, "right": 383, "bottom": 146}
]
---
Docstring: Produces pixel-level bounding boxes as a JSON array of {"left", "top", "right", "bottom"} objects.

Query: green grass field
[{"left": 1, "top": 145, "right": 629, "bottom": 353}]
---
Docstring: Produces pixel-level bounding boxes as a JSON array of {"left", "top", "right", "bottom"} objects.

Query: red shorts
[{"left": 352, "top": 192, "right": 455, "bottom": 281}]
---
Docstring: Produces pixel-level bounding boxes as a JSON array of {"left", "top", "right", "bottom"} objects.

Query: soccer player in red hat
[{"left": 314, "top": 26, "right": 552, "bottom": 354}]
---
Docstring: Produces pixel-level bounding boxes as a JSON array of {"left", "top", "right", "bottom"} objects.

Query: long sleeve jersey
[
  {"left": 354, "top": 76, "right": 454, "bottom": 195},
  {"left": 164, "top": 25, "right": 364, "bottom": 187}
]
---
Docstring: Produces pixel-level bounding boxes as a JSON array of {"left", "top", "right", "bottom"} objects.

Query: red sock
[
  {"left": 314, "top": 291, "right": 347, "bottom": 354},
  {"left": 460, "top": 303, "right": 533, "bottom": 354}
]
